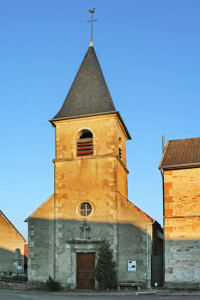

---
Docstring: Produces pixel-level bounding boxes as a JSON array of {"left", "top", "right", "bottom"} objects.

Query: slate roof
[
  {"left": 51, "top": 43, "right": 116, "bottom": 119},
  {"left": 159, "top": 137, "right": 200, "bottom": 170},
  {"left": 50, "top": 42, "right": 131, "bottom": 139}
]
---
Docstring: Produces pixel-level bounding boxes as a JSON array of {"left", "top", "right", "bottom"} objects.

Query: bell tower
[{"left": 50, "top": 42, "right": 131, "bottom": 287}]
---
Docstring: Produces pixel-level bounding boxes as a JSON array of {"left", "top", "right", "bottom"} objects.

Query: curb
[{"left": 1, "top": 288, "right": 200, "bottom": 296}]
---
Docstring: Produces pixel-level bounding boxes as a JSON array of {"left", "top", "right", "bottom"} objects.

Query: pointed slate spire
[{"left": 51, "top": 43, "right": 117, "bottom": 121}]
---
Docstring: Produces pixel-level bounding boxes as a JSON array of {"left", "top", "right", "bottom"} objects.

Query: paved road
[{"left": 0, "top": 291, "right": 200, "bottom": 300}]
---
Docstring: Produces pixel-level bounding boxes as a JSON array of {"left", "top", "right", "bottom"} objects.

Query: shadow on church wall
[{"left": 27, "top": 217, "right": 163, "bottom": 287}]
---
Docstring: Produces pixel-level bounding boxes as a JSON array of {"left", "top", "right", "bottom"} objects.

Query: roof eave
[
  {"left": 0, "top": 210, "right": 26, "bottom": 242},
  {"left": 116, "top": 111, "right": 131, "bottom": 140},
  {"left": 49, "top": 111, "right": 117, "bottom": 123},
  {"left": 160, "top": 162, "right": 200, "bottom": 171},
  {"left": 49, "top": 111, "right": 131, "bottom": 140}
]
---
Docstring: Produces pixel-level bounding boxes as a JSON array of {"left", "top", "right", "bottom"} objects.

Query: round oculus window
[{"left": 79, "top": 202, "right": 92, "bottom": 217}]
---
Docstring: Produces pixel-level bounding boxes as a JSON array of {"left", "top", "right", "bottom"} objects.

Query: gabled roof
[
  {"left": 25, "top": 194, "right": 54, "bottom": 222},
  {"left": 50, "top": 42, "right": 131, "bottom": 139},
  {"left": 0, "top": 210, "right": 26, "bottom": 242},
  {"left": 117, "top": 192, "right": 153, "bottom": 222},
  {"left": 159, "top": 137, "right": 200, "bottom": 170}
]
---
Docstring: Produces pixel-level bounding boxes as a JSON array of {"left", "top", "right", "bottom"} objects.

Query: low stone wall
[
  {"left": 164, "top": 282, "right": 200, "bottom": 290},
  {"left": 0, "top": 280, "right": 48, "bottom": 291},
  {"left": 27, "top": 281, "right": 47, "bottom": 290},
  {"left": 0, "top": 281, "right": 27, "bottom": 291}
]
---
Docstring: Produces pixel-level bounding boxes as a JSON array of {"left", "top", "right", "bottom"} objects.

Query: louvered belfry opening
[
  {"left": 119, "top": 148, "right": 122, "bottom": 159},
  {"left": 77, "top": 130, "right": 93, "bottom": 156},
  {"left": 119, "top": 137, "right": 122, "bottom": 159}
]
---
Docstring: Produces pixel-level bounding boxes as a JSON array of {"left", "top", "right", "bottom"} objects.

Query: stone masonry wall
[
  {"left": 164, "top": 168, "right": 200, "bottom": 287},
  {"left": 117, "top": 193, "right": 153, "bottom": 286},
  {"left": 28, "top": 195, "right": 54, "bottom": 282}
]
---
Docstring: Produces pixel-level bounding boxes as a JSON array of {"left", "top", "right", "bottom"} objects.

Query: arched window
[{"left": 77, "top": 129, "right": 93, "bottom": 156}]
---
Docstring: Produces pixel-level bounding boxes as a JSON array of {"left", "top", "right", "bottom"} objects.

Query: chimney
[{"left": 162, "top": 135, "right": 165, "bottom": 153}]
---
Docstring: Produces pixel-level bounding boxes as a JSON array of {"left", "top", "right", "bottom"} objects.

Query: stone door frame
[{"left": 66, "top": 238, "right": 101, "bottom": 289}]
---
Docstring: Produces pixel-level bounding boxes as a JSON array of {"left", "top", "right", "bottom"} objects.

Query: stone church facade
[
  {"left": 26, "top": 42, "right": 163, "bottom": 289},
  {"left": 159, "top": 137, "right": 200, "bottom": 288}
]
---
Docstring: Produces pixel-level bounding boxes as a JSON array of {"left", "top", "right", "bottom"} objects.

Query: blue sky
[{"left": 1, "top": 0, "right": 200, "bottom": 240}]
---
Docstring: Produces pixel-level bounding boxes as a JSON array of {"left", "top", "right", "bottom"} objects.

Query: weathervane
[{"left": 87, "top": 8, "right": 97, "bottom": 41}]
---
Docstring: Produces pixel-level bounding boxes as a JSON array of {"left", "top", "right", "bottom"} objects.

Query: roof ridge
[{"left": 168, "top": 137, "right": 200, "bottom": 142}]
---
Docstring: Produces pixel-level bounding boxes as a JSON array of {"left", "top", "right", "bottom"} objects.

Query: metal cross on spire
[{"left": 87, "top": 8, "right": 97, "bottom": 41}]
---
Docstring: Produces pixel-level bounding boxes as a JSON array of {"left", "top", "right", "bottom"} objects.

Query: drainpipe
[
  {"left": 53, "top": 123, "right": 56, "bottom": 280},
  {"left": 146, "top": 220, "right": 156, "bottom": 289}
]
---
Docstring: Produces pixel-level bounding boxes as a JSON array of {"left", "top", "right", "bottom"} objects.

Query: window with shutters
[{"left": 77, "top": 129, "right": 93, "bottom": 156}]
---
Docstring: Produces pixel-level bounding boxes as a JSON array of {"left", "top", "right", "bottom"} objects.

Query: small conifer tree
[
  {"left": 46, "top": 275, "right": 61, "bottom": 291},
  {"left": 96, "top": 239, "right": 117, "bottom": 289}
]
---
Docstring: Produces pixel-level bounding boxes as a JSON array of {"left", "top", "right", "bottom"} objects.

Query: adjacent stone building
[
  {"left": 26, "top": 41, "right": 163, "bottom": 289},
  {"left": 0, "top": 210, "right": 26, "bottom": 273},
  {"left": 159, "top": 137, "right": 200, "bottom": 288}
]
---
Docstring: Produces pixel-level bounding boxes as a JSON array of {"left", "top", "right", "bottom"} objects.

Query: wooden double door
[{"left": 76, "top": 253, "right": 95, "bottom": 289}]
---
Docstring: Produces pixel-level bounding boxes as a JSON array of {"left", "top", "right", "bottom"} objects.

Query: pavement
[
  {"left": 137, "top": 289, "right": 200, "bottom": 296},
  {"left": 1, "top": 287, "right": 200, "bottom": 296},
  {"left": 40, "top": 288, "right": 200, "bottom": 295},
  {"left": 46, "top": 288, "right": 200, "bottom": 297},
  {"left": 7, "top": 288, "right": 200, "bottom": 296}
]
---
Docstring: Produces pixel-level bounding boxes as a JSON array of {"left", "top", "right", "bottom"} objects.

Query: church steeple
[
  {"left": 50, "top": 43, "right": 131, "bottom": 139},
  {"left": 51, "top": 44, "right": 117, "bottom": 122}
]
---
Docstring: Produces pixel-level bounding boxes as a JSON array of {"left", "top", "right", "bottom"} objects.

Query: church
[{"left": 26, "top": 40, "right": 163, "bottom": 289}]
